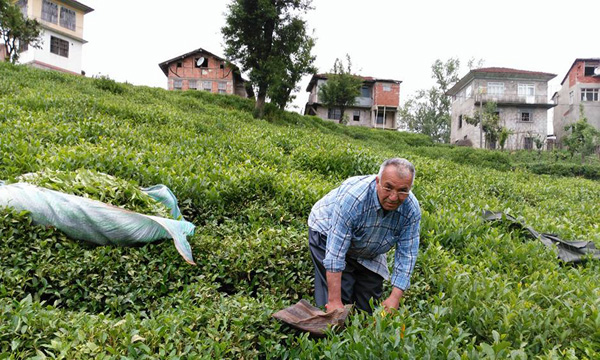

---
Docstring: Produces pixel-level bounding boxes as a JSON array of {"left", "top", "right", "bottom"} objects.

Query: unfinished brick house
[
  {"left": 158, "top": 48, "right": 249, "bottom": 97},
  {"left": 447, "top": 67, "right": 556, "bottom": 150},
  {"left": 552, "top": 58, "right": 600, "bottom": 145},
  {"left": 304, "top": 74, "right": 401, "bottom": 130}
]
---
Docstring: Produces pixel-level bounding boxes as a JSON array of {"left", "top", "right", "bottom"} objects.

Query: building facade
[
  {"left": 304, "top": 74, "right": 401, "bottom": 130},
  {"left": 158, "top": 48, "right": 249, "bottom": 98},
  {"left": 552, "top": 58, "right": 600, "bottom": 145},
  {"left": 11, "top": 0, "right": 93, "bottom": 74},
  {"left": 447, "top": 67, "right": 556, "bottom": 150}
]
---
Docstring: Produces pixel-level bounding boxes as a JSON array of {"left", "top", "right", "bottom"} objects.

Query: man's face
[{"left": 375, "top": 166, "right": 413, "bottom": 211}]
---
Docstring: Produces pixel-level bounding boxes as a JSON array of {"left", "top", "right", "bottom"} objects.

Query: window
[
  {"left": 519, "top": 110, "right": 532, "bottom": 122},
  {"left": 327, "top": 108, "right": 341, "bottom": 120},
  {"left": 203, "top": 81, "right": 212, "bottom": 92},
  {"left": 188, "top": 80, "right": 197, "bottom": 90},
  {"left": 518, "top": 83, "right": 535, "bottom": 97},
  {"left": 218, "top": 82, "right": 227, "bottom": 94},
  {"left": 360, "top": 86, "right": 371, "bottom": 98},
  {"left": 584, "top": 63, "right": 599, "bottom": 76},
  {"left": 195, "top": 57, "right": 208, "bottom": 68},
  {"left": 50, "top": 36, "right": 69, "bottom": 57},
  {"left": 173, "top": 79, "right": 182, "bottom": 90},
  {"left": 487, "top": 82, "right": 504, "bottom": 96},
  {"left": 569, "top": 91, "right": 574, "bottom": 105},
  {"left": 466, "top": 85, "right": 472, "bottom": 98},
  {"left": 42, "top": 0, "right": 58, "bottom": 23},
  {"left": 524, "top": 137, "right": 534, "bottom": 150},
  {"left": 17, "top": 0, "right": 27, "bottom": 17},
  {"left": 376, "top": 112, "right": 384, "bottom": 124},
  {"left": 219, "top": 63, "right": 225, "bottom": 69},
  {"left": 458, "top": 115, "right": 463, "bottom": 129},
  {"left": 176, "top": 62, "right": 182, "bottom": 68},
  {"left": 581, "top": 88, "right": 599, "bottom": 102},
  {"left": 353, "top": 110, "right": 360, "bottom": 121},
  {"left": 382, "top": 84, "right": 391, "bottom": 92},
  {"left": 59, "top": 7, "right": 76, "bottom": 30}
]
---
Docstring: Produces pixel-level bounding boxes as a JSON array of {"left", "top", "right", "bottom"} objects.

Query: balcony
[{"left": 474, "top": 94, "right": 555, "bottom": 109}]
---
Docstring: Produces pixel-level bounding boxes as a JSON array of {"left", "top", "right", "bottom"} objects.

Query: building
[
  {"left": 552, "top": 58, "right": 600, "bottom": 145},
  {"left": 9, "top": 0, "right": 94, "bottom": 74},
  {"left": 158, "top": 48, "right": 249, "bottom": 98},
  {"left": 304, "top": 74, "right": 401, "bottom": 130},
  {"left": 447, "top": 67, "right": 556, "bottom": 150}
]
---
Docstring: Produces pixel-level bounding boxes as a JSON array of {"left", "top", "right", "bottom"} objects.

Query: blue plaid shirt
[{"left": 308, "top": 175, "right": 421, "bottom": 290}]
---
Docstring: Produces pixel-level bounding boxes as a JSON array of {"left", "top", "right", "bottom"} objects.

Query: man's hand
[
  {"left": 325, "top": 299, "right": 345, "bottom": 313},
  {"left": 381, "top": 287, "right": 404, "bottom": 313}
]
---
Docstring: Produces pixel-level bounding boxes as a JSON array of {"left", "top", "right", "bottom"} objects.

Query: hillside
[{"left": 1, "top": 62, "right": 599, "bottom": 359}]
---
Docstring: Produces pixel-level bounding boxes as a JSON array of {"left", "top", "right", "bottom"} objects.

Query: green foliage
[
  {"left": 562, "top": 107, "right": 600, "bottom": 164},
  {"left": 0, "top": 0, "right": 42, "bottom": 63},
  {"left": 399, "top": 58, "right": 460, "bottom": 143},
  {"left": 0, "top": 61, "right": 599, "bottom": 358},
  {"left": 93, "top": 75, "right": 127, "bottom": 95},
  {"left": 222, "top": 0, "right": 315, "bottom": 117},
  {"left": 465, "top": 101, "right": 504, "bottom": 149},
  {"left": 317, "top": 55, "right": 363, "bottom": 124}
]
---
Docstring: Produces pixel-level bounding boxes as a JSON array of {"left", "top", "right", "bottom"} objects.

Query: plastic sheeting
[
  {"left": 483, "top": 210, "right": 600, "bottom": 263},
  {"left": 0, "top": 182, "right": 196, "bottom": 264}
]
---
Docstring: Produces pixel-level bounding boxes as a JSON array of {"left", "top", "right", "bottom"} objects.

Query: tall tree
[
  {"left": 0, "top": 0, "right": 42, "bottom": 63},
  {"left": 399, "top": 58, "right": 461, "bottom": 143},
  {"left": 317, "top": 55, "right": 362, "bottom": 124},
  {"left": 222, "top": 0, "right": 314, "bottom": 118},
  {"left": 267, "top": 27, "right": 316, "bottom": 111}
]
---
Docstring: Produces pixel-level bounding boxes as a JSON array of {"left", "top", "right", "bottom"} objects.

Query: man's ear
[{"left": 375, "top": 176, "right": 380, "bottom": 185}]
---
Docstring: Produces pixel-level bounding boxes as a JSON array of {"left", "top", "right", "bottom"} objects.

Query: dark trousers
[{"left": 308, "top": 229, "right": 383, "bottom": 314}]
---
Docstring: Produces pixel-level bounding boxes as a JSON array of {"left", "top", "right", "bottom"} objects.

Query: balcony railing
[{"left": 474, "top": 93, "right": 550, "bottom": 105}]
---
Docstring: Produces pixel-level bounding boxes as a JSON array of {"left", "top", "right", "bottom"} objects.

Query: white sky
[{"left": 82, "top": 0, "right": 597, "bottom": 126}]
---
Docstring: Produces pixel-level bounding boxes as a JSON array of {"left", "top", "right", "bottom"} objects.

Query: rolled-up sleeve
[
  {"left": 323, "top": 193, "right": 357, "bottom": 273},
  {"left": 391, "top": 212, "right": 421, "bottom": 290}
]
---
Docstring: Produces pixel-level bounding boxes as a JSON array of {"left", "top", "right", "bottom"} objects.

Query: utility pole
[{"left": 478, "top": 87, "right": 483, "bottom": 148}]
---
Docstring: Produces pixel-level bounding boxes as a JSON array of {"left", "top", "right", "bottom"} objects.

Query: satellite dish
[
  {"left": 196, "top": 57, "right": 205, "bottom": 66},
  {"left": 594, "top": 67, "right": 600, "bottom": 76}
]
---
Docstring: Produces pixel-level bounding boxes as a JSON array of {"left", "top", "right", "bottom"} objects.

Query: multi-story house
[
  {"left": 11, "top": 0, "right": 94, "bottom": 75},
  {"left": 304, "top": 74, "right": 401, "bottom": 130},
  {"left": 158, "top": 48, "right": 249, "bottom": 98},
  {"left": 447, "top": 67, "right": 556, "bottom": 150},
  {"left": 552, "top": 58, "right": 600, "bottom": 145}
]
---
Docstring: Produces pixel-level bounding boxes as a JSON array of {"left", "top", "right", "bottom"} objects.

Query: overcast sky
[{"left": 82, "top": 0, "right": 597, "bottom": 123}]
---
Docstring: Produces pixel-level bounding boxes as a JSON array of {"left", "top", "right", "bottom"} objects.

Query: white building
[{"left": 12, "top": 0, "right": 93, "bottom": 75}]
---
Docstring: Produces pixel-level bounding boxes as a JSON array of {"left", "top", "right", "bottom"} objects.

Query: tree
[
  {"left": 222, "top": 0, "right": 315, "bottom": 118},
  {"left": 465, "top": 101, "right": 503, "bottom": 149},
  {"left": 267, "top": 28, "right": 316, "bottom": 111},
  {"left": 562, "top": 106, "right": 600, "bottom": 164},
  {"left": 399, "top": 58, "right": 460, "bottom": 143},
  {"left": 317, "top": 55, "right": 362, "bottom": 124},
  {"left": 0, "top": 0, "right": 42, "bottom": 63}
]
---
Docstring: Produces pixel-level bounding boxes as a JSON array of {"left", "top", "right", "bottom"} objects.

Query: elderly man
[{"left": 308, "top": 158, "right": 421, "bottom": 314}]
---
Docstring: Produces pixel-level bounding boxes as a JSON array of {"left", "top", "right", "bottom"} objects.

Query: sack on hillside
[
  {"left": 272, "top": 299, "right": 352, "bottom": 337},
  {"left": 0, "top": 182, "right": 195, "bottom": 264}
]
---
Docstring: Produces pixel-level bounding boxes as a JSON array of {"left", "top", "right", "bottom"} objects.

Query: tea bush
[{"left": 1, "top": 62, "right": 599, "bottom": 358}]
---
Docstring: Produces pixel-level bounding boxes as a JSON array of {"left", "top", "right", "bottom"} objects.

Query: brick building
[
  {"left": 304, "top": 74, "right": 401, "bottom": 130},
  {"left": 158, "top": 48, "right": 249, "bottom": 98},
  {"left": 552, "top": 58, "right": 600, "bottom": 145}
]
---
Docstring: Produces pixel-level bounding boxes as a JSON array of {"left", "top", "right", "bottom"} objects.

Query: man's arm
[{"left": 325, "top": 271, "right": 344, "bottom": 312}]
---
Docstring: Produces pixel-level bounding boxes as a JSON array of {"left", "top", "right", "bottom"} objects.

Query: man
[{"left": 308, "top": 158, "right": 421, "bottom": 314}]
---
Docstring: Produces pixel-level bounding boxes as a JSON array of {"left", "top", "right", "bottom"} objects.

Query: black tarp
[{"left": 483, "top": 211, "right": 600, "bottom": 263}]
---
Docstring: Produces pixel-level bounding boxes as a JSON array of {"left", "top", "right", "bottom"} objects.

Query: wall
[
  {"left": 373, "top": 82, "right": 400, "bottom": 107},
  {"left": 31, "top": 0, "right": 87, "bottom": 41},
  {"left": 19, "top": 28, "right": 83, "bottom": 74}
]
